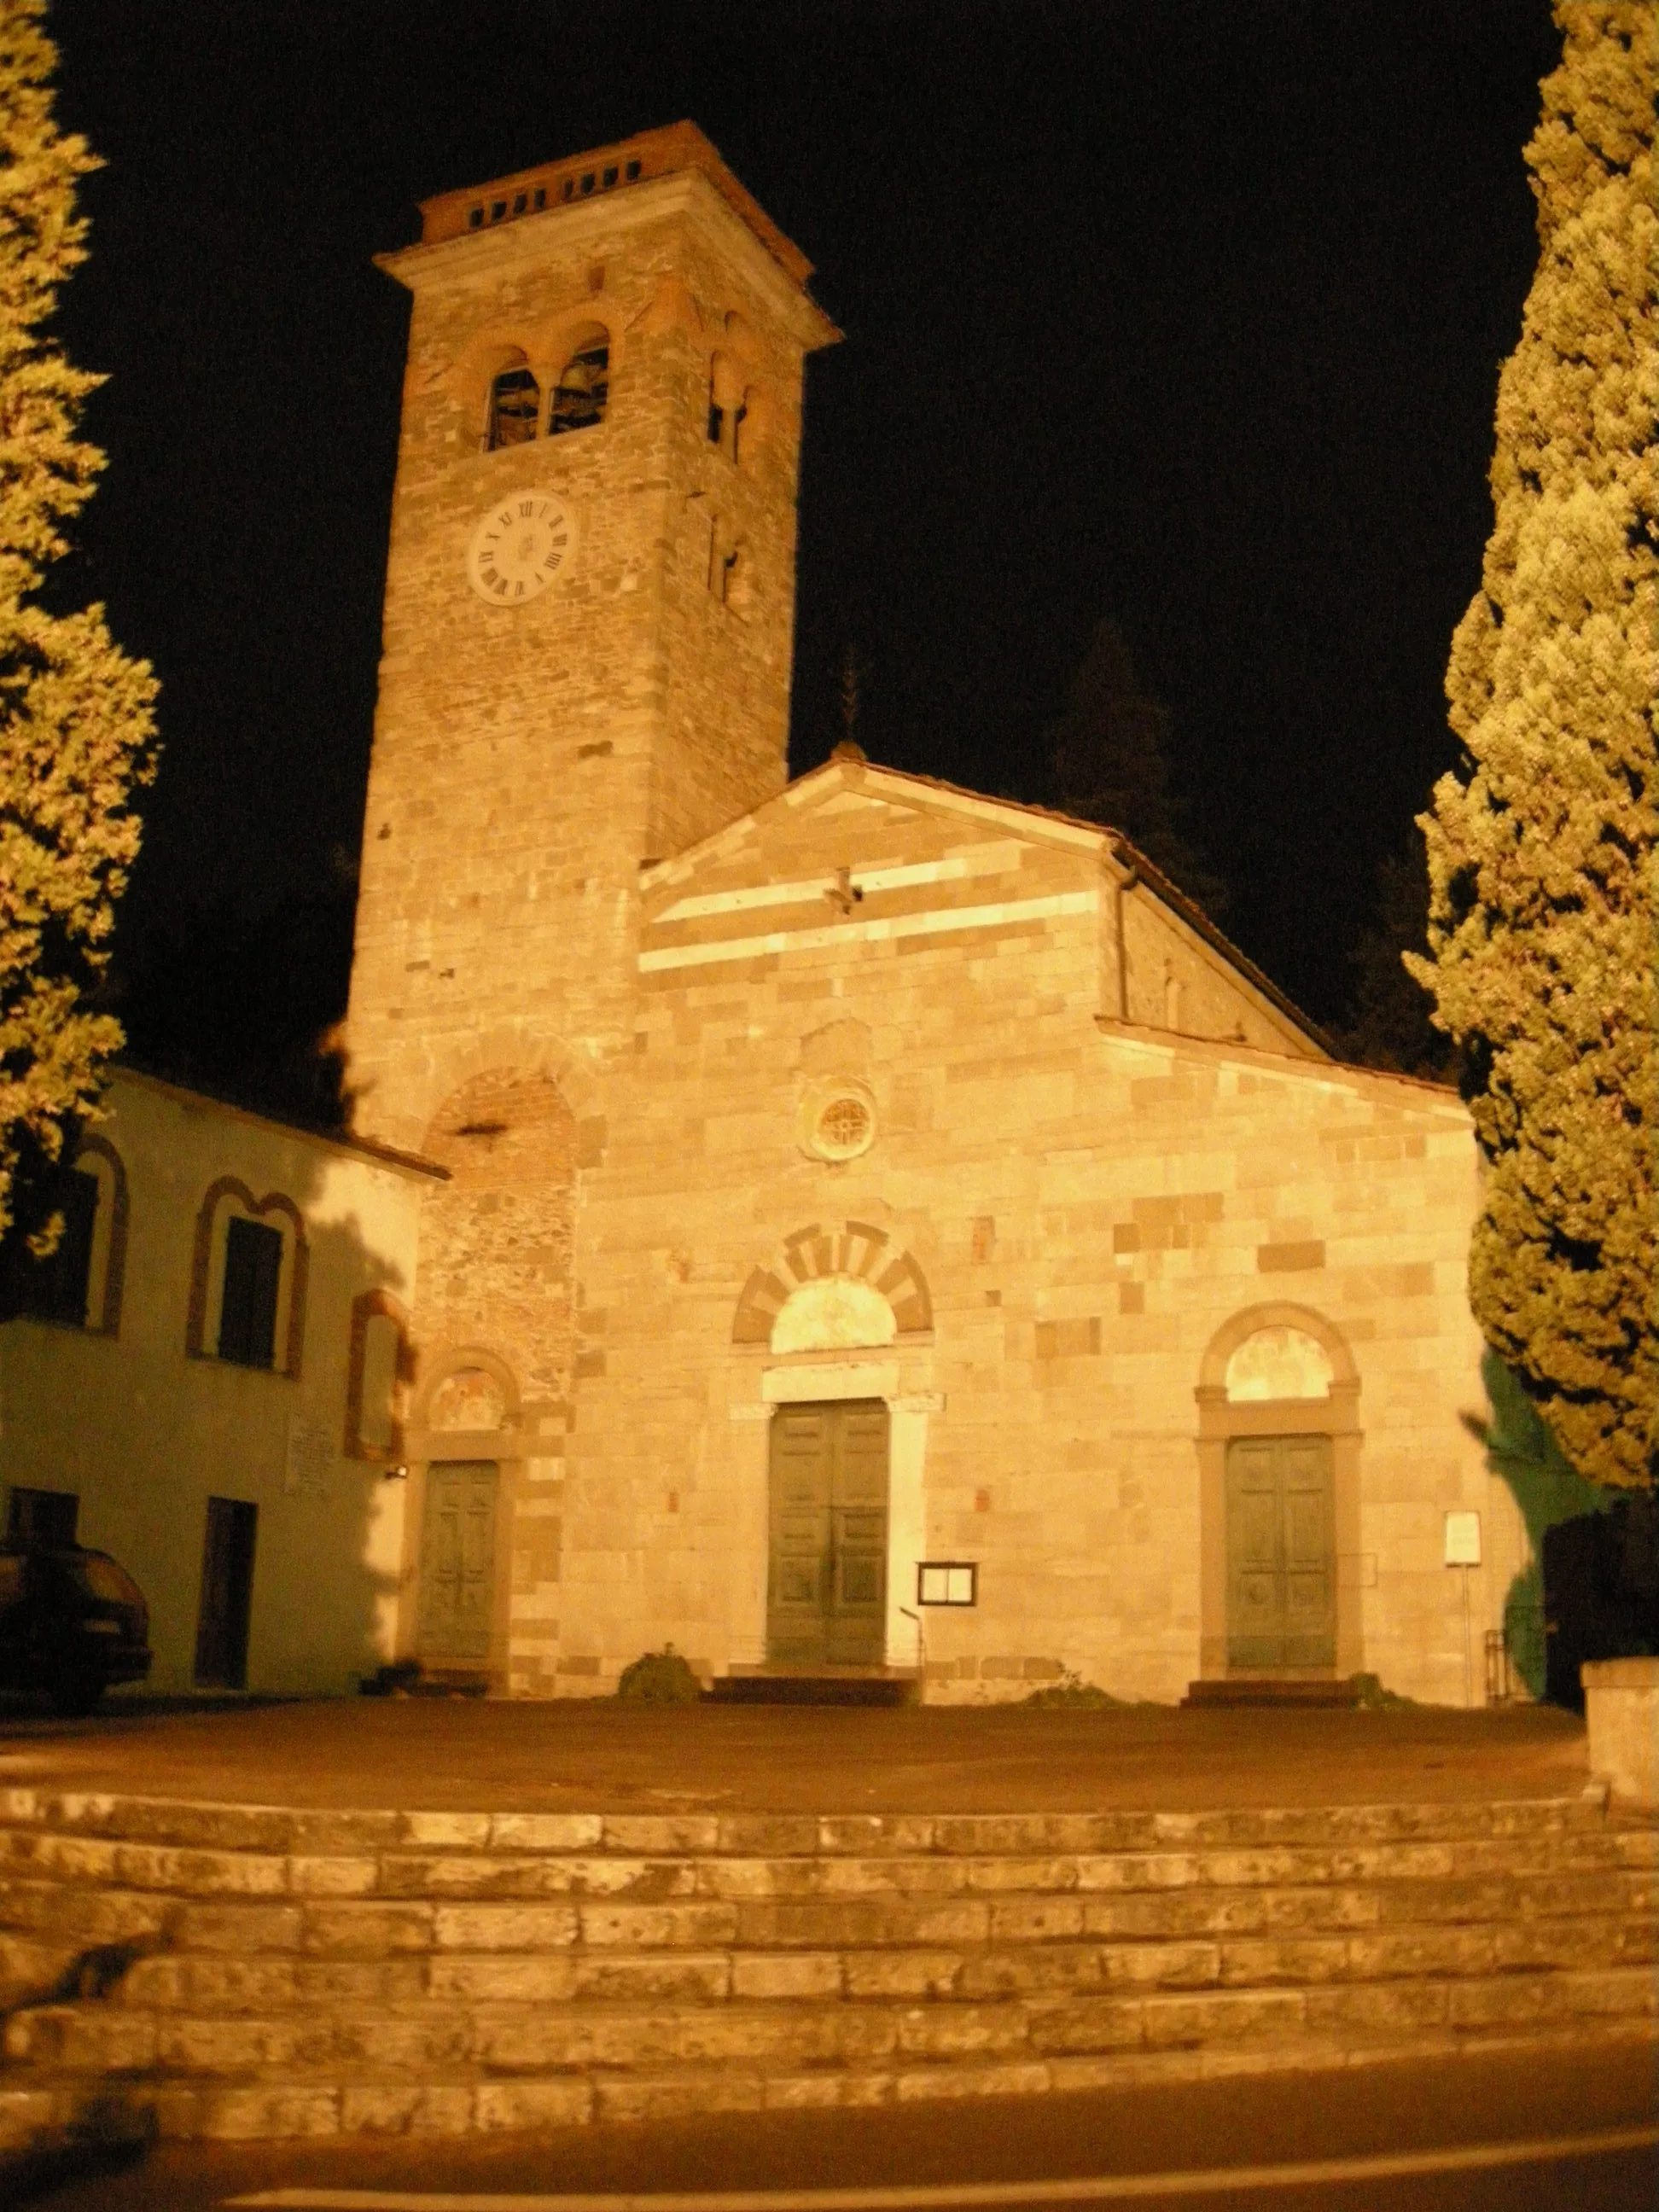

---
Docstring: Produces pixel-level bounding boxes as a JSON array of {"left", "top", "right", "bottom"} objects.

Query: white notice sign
[{"left": 1443, "top": 1510, "right": 1481, "bottom": 1567}]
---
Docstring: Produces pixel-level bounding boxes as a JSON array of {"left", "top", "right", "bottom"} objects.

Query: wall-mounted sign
[
  {"left": 1444, "top": 1511, "right": 1481, "bottom": 1567},
  {"left": 917, "top": 1561, "right": 976, "bottom": 1606}
]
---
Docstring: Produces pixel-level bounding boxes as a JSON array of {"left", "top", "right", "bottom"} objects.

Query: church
[{"left": 0, "top": 125, "right": 1523, "bottom": 1707}]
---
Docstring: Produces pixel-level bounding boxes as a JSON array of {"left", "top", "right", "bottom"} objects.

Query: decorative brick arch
[
  {"left": 71, "top": 1132, "right": 129, "bottom": 1337},
  {"left": 404, "top": 1035, "right": 606, "bottom": 1170},
  {"left": 733, "top": 1220, "right": 932, "bottom": 1345},
  {"left": 186, "top": 1177, "right": 308, "bottom": 1377}
]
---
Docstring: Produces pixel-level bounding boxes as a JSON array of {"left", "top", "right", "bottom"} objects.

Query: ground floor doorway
[
  {"left": 194, "top": 1495, "right": 258, "bottom": 1687},
  {"left": 1225, "top": 1434, "right": 1336, "bottom": 1670},
  {"left": 417, "top": 1460, "right": 499, "bottom": 1665},
  {"left": 767, "top": 1400, "right": 889, "bottom": 1666}
]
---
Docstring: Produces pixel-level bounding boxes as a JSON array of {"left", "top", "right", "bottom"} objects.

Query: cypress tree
[
  {"left": 0, "top": 0, "right": 157, "bottom": 1249},
  {"left": 1049, "top": 616, "right": 1228, "bottom": 917},
  {"left": 1408, "top": 3, "right": 1656, "bottom": 1487}
]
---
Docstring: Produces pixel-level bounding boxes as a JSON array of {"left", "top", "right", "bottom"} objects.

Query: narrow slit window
[
  {"left": 548, "top": 338, "right": 608, "bottom": 436},
  {"left": 487, "top": 365, "right": 540, "bottom": 450}
]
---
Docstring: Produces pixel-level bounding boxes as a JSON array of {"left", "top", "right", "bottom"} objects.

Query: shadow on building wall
[{"left": 0, "top": 1076, "right": 426, "bottom": 1705}]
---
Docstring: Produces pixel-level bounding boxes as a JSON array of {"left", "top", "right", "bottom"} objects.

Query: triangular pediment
[
  {"left": 637, "top": 754, "right": 1326, "bottom": 1057},
  {"left": 637, "top": 758, "right": 1105, "bottom": 976}
]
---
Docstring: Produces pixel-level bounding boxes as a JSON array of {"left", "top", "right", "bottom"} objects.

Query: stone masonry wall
[
  {"left": 345, "top": 175, "right": 829, "bottom": 1157},
  {"left": 553, "top": 796, "right": 1503, "bottom": 1707}
]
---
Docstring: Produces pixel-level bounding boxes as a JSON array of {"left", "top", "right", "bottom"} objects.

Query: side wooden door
[
  {"left": 767, "top": 1400, "right": 889, "bottom": 1666},
  {"left": 194, "top": 1496, "right": 259, "bottom": 1688},
  {"left": 417, "top": 1460, "right": 498, "bottom": 1663},
  {"left": 1225, "top": 1435, "right": 1336, "bottom": 1670}
]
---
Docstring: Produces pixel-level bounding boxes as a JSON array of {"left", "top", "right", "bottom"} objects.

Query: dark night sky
[{"left": 49, "top": 0, "right": 1560, "bottom": 1057}]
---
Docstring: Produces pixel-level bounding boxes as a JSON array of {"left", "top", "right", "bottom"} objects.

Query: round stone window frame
[{"left": 796, "top": 1076, "right": 878, "bottom": 1164}]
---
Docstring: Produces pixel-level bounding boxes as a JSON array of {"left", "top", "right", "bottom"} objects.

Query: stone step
[
  {"left": 0, "top": 1788, "right": 1619, "bottom": 1856},
  {"left": 38, "top": 1911, "right": 1634, "bottom": 2013},
  {"left": 3, "top": 1863, "right": 1652, "bottom": 1959},
  {"left": 5, "top": 1822, "right": 1651, "bottom": 1909},
  {"left": 707, "top": 1669, "right": 918, "bottom": 1707},
  {"left": 6, "top": 2010, "right": 1650, "bottom": 2147},
  {"left": 3, "top": 1790, "right": 1654, "bottom": 2150},
  {"left": 1183, "top": 1677, "right": 1361, "bottom": 1708},
  {"left": 9, "top": 1959, "right": 1654, "bottom": 2082}
]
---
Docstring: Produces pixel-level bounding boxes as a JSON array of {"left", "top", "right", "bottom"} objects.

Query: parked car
[{"left": 0, "top": 1545, "right": 151, "bottom": 1715}]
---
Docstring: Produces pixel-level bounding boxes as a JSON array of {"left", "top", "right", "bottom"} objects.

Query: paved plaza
[{"left": 0, "top": 1692, "right": 1589, "bottom": 1815}]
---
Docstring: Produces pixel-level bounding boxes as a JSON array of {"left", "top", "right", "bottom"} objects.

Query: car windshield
[{"left": 67, "top": 1552, "right": 143, "bottom": 1605}]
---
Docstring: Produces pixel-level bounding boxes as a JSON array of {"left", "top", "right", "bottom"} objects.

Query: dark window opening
[
  {"left": 468, "top": 207, "right": 483, "bottom": 230},
  {"left": 562, "top": 178, "right": 574, "bottom": 201},
  {"left": 195, "top": 1497, "right": 257, "bottom": 1688},
  {"left": 533, "top": 186, "right": 546, "bottom": 209},
  {"left": 625, "top": 159, "right": 642, "bottom": 180},
  {"left": 707, "top": 402, "right": 725, "bottom": 445},
  {"left": 548, "top": 341, "right": 608, "bottom": 436},
  {"left": 6, "top": 1486, "right": 79, "bottom": 1546},
  {"left": 579, "top": 172, "right": 595, "bottom": 195},
  {"left": 218, "top": 1214, "right": 283, "bottom": 1370},
  {"left": 10, "top": 1168, "right": 97, "bottom": 1328},
  {"left": 602, "top": 166, "right": 618, "bottom": 188},
  {"left": 512, "top": 192, "right": 527, "bottom": 215},
  {"left": 731, "top": 398, "right": 748, "bottom": 464},
  {"left": 487, "top": 365, "right": 540, "bottom": 450},
  {"left": 490, "top": 200, "right": 506, "bottom": 223}
]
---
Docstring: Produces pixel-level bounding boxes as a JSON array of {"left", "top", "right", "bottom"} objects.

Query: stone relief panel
[
  {"left": 770, "top": 1274, "right": 899, "bottom": 1355},
  {"left": 1224, "top": 1324, "right": 1334, "bottom": 1402}
]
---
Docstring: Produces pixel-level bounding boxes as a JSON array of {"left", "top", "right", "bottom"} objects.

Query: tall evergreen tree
[
  {"left": 1048, "top": 616, "right": 1228, "bottom": 916},
  {"left": 1408, "top": 3, "right": 1656, "bottom": 1488},
  {"left": 1337, "top": 830, "right": 1457, "bottom": 1080},
  {"left": 0, "top": 0, "right": 156, "bottom": 1250}
]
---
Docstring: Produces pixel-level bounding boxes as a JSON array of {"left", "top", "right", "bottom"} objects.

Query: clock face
[{"left": 466, "top": 493, "right": 579, "bottom": 605}]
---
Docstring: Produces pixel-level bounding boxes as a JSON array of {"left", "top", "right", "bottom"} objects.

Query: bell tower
[{"left": 344, "top": 124, "right": 838, "bottom": 1151}]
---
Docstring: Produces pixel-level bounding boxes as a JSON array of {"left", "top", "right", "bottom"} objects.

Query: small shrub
[
  {"left": 1021, "top": 1669, "right": 1128, "bottom": 1708},
  {"left": 615, "top": 1643, "right": 701, "bottom": 1704},
  {"left": 1349, "top": 1671, "right": 1413, "bottom": 1710}
]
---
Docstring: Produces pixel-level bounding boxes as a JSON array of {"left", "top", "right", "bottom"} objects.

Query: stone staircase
[{"left": 1, "top": 1784, "right": 1653, "bottom": 2151}]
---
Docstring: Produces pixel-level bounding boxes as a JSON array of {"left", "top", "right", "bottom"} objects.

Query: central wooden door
[
  {"left": 767, "top": 1400, "right": 889, "bottom": 1666},
  {"left": 1225, "top": 1435, "right": 1336, "bottom": 1670},
  {"left": 417, "top": 1460, "right": 499, "bottom": 1663}
]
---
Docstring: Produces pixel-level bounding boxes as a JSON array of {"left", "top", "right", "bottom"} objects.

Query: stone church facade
[
  {"left": 2, "top": 125, "right": 1523, "bottom": 1705},
  {"left": 339, "top": 125, "right": 1517, "bottom": 1708}
]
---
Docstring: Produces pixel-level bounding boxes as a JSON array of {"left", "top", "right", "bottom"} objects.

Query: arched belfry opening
[
  {"left": 549, "top": 327, "right": 609, "bottom": 435},
  {"left": 486, "top": 357, "right": 540, "bottom": 449}
]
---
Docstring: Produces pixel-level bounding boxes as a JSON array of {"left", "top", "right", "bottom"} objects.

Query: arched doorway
[{"left": 1195, "top": 1305, "right": 1363, "bottom": 1681}]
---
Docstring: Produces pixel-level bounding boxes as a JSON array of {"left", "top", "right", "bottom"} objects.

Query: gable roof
[{"left": 641, "top": 749, "right": 1333, "bottom": 1056}]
